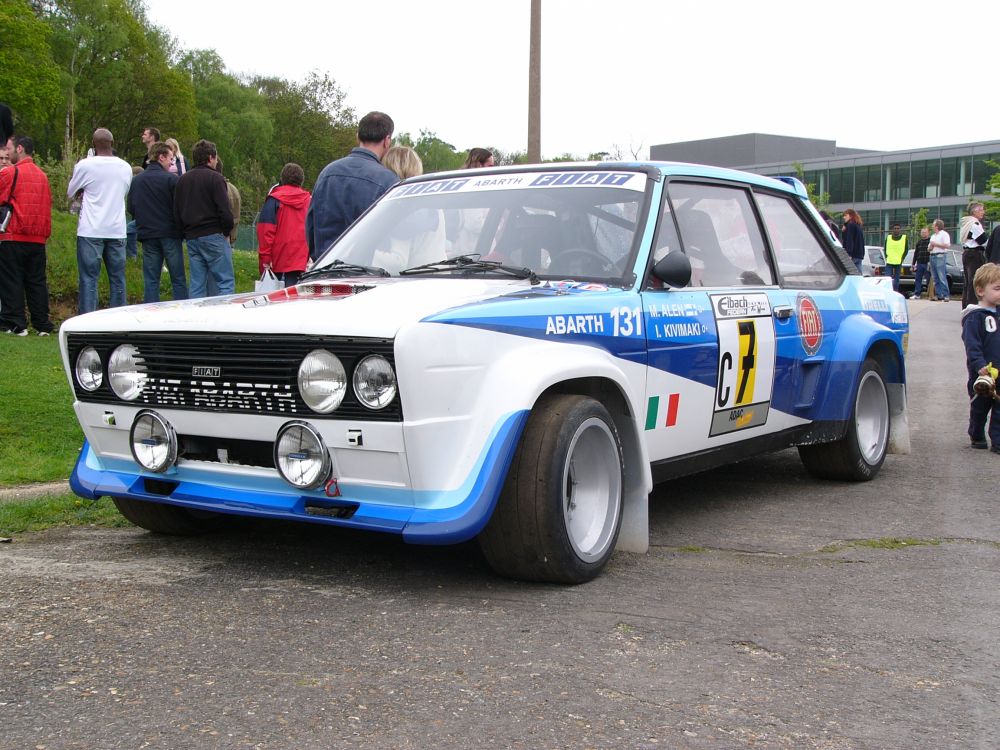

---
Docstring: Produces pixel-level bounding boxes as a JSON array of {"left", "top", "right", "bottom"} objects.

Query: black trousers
[
  {"left": 962, "top": 248, "right": 986, "bottom": 309},
  {"left": 0, "top": 241, "right": 53, "bottom": 333}
]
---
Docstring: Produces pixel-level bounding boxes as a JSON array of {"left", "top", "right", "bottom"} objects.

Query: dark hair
[
  {"left": 14, "top": 135, "right": 34, "bottom": 155},
  {"left": 358, "top": 111, "right": 394, "bottom": 144},
  {"left": 191, "top": 139, "right": 217, "bottom": 166},
  {"left": 145, "top": 126, "right": 161, "bottom": 140},
  {"left": 462, "top": 147, "right": 493, "bottom": 169},
  {"left": 149, "top": 141, "right": 171, "bottom": 160},
  {"left": 843, "top": 208, "right": 863, "bottom": 226},
  {"left": 280, "top": 162, "right": 305, "bottom": 187}
]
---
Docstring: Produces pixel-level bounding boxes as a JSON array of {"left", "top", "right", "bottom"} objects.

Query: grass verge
[
  {"left": 0, "top": 334, "right": 83, "bottom": 485},
  {"left": 2, "top": 210, "right": 262, "bottom": 489},
  {"left": 0, "top": 494, "right": 129, "bottom": 536}
]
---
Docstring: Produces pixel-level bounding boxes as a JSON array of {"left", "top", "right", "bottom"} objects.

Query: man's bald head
[{"left": 92, "top": 128, "right": 114, "bottom": 155}]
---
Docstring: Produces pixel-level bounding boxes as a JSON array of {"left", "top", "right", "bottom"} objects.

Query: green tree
[
  {"left": 34, "top": 0, "right": 195, "bottom": 161},
  {"left": 792, "top": 160, "right": 830, "bottom": 212},
  {"left": 983, "top": 159, "right": 1000, "bottom": 223},
  {"left": 252, "top": 71, "right": 355, "bottom": 192},
  {"left": 180, "top": 49, "right": 274, "bottom": 208},
  {"left": 908, "top": 207, "right": 929, "bottom": 248},
  {"left": 0, "top": 0, "right": 61, "bottom": 132}
]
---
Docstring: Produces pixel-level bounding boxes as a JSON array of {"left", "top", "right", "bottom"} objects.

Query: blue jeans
[
  {"left": 187, "top": 234, "right": 234, "bottom": 298},
  {"left": 77, "top": 236, "right": 126, "bottom": 314},
  {"left": 142, "top": 237, "right": 188, "bottom": 302},
  {"left": 912, "top": 263, "right": 928, "bottom": 297},
  {"left": 853, "top": 256, "right": 864, "bottom": 272},
  {"left": 929, "top": 253, "right": 949, "bottom": 299},
  {"left": 887, "top": 264, "right": 901, "bottom": 291},
  {"left": 126, "top": 220, "right": 138, "bottom": 259}
]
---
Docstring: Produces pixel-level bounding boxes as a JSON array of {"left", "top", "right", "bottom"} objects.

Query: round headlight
[
  {"left": 274, "top": 421, "right": 332, "bottom": 489},
  {"left": 75, "top": 346, "right": 103, "bottom": 391},
  {"left": 129, "top": 411, "right": 177, "bottom": 473},
  {"left": 352, "top": 355, "right": 397, "bottom": 409},
  {"left": 109, "top": 344, "right": 147, "bottom": 401},
  {"left": 298, "top": 349, "right": 347, "bottom": 413}
]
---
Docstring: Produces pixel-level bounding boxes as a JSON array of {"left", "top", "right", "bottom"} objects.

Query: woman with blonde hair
[
  {"left": 382, "top": 145, "right": 422, "bottom": 180},
  {"left": 164, "top": 137, "right": 188, "bottom": 175}
]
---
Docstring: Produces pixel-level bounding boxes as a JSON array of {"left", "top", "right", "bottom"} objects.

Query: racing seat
[{"left": 676, "top": 209, "right": 738, "bottom": 286}]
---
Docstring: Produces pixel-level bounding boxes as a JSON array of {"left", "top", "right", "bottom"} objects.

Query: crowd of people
[{"left": 0, "top": 104, "right": 495, "bottom": 334}]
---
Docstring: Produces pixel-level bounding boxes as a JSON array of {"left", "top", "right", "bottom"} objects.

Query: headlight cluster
[
  {"left": 298, "top": 350, "right": 396, "bottom": 413},
  {"left": 74, "top": 344, "right": 147, "bottom": 401}
]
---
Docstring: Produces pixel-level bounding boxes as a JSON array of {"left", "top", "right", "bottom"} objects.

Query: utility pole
[{"left": 528, "top": 0, "right": 541, "bottom": 163}]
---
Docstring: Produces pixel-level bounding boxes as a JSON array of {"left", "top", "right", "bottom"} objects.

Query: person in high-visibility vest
[{"left": 884, "top": 224, "right": 908, "bottom": 292}]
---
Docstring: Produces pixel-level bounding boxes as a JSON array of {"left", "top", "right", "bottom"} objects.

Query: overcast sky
[{"left": 142, "top": 0, "right": 999, "bottom": 160}]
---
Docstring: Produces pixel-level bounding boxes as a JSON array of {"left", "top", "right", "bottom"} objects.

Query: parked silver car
[{"left": 862, "top": 245, "right": 886, "bottom": 277}]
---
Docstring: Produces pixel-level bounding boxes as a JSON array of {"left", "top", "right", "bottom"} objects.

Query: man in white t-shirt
[
  {"left": 928, "top": 218, "right": 952, "bottom": 302},
  {"left": 67, "top": 128, "right": 134, "bottom": 314}
]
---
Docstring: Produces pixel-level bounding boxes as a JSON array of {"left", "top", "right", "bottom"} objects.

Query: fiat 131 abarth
[{"left": 61, "top": 162, "right": 910, "bottom": 583}]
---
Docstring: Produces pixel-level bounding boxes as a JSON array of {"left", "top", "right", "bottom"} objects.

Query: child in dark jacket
[{"left": 961, "top": 263, "right": 1000, "bottom": 452}]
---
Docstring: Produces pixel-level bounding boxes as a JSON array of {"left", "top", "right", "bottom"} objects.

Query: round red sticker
[{"left": 797, "top": 295, "right": 822, "bottom": 355}]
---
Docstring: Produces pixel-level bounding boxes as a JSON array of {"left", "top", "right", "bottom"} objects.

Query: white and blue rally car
[{"left": 60, "top": 162, "right": 910, "bottom": 583}]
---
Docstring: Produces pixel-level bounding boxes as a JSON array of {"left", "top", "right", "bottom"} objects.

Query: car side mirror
[{"left": 652, "top": 251, "right": 692, "bottom": 288}]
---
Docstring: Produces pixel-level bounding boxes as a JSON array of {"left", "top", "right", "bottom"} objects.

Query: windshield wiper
[
  {"left": 300, "top": 260, "right": 390, "bottom": 280},
  {"left": 400, "top": 254, "right": 538, "bottom": 283}
]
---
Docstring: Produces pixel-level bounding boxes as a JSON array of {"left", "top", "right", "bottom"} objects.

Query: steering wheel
[{"left": 550, "top": 247, "right": 613, "bottom": 275}]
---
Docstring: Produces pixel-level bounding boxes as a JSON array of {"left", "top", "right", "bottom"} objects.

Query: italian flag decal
[{"left": 645, "top": 393, "right": 680, "bottom": 430}]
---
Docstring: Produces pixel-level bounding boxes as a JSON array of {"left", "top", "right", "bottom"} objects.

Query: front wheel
[
  {"left": 112, "top": 497, "right": 222, "bottom": 535},
  {"left": 478, "top": 394, "right": 624, "bottom": 583},
  {"left": 799, "top": 358, "right": 890, "bottom": 481}
]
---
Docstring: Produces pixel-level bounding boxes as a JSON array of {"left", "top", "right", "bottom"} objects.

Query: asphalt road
[{"left": 2, "top": 299, "right": 997, "bottom": 750}]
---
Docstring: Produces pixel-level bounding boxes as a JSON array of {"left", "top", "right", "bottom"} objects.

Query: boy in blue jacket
[{"left": 961, "top": 263, "right": 1000, "bottom": 452}]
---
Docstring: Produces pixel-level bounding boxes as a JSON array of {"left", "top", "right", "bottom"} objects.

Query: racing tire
[
  {"left": 478, "top": 394, "right": 624, "bottom": 584},
  {"left": 798, "top": 358, "right": 890, "bottom": 481},
  {"left": 111, "top": 497, "right": 222, "bottom": 535}
]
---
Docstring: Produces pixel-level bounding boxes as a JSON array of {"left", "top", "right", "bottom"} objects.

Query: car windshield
[{"left": 312, "top": 169, "right": 652, "bottom": 284}]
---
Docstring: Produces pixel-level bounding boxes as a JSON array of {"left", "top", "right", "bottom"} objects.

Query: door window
[
  {"left": 755, "top": 193, "right": 841, "bottom": 290},
  {"left": 668, "top": 183, "right": 774, "bottom": 288}
]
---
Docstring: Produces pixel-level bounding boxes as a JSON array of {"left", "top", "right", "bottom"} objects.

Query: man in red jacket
[
  {"left": 256, "top": 163, "right": 311, "bottom": 287},
  {"left": 0, "top": 136, "right": 54, "bottom": 336}
]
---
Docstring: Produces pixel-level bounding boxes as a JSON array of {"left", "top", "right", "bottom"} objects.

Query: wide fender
[{"left": 817, "top": 312, "right": 907, "bottom": 440}]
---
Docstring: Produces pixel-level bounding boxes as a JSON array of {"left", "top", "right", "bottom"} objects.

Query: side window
[
  {"left": 669, "top": 182, "right": 773, "bottom": 287},
  {"left": 755, "top": 193, "right": 841, "bottom": 290}
]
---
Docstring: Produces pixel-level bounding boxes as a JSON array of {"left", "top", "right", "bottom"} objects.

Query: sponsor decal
[
  {"left": 797, "top": 294, "right": 822, "bottom": 355},
  {"left": 859, "top": 293, "right": 890, "bottom": 313},
  {"left": 710, "top": 293, "right": 776, "bottom": 437},
  {"left": 645, "top": 393, "right": 680, "bottom": 430},
  {"left": 387, "top": 171, "right": 646, "bottom": 199},
  {"left": 713, "top": 292, "right": 771, "bottom": 318},
  {"left": 544, "top": 314, "right": 606, "bottom": 335}
]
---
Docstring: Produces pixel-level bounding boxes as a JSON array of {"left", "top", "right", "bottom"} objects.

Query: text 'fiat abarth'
[{"left": 61, "top": 162, "right": 910, "bottom": 583}]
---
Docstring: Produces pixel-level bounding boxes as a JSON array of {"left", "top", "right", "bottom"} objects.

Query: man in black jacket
[
  {"left": 173, "top": 139, "right": 234, "bottom": 298},
  {"left": 128, "top": 142, "right": 188, "bottom": 302}
]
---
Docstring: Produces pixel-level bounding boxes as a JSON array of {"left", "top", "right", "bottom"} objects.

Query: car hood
[{"left": 60, "top": 277, "right": 551, "bottom": 338}]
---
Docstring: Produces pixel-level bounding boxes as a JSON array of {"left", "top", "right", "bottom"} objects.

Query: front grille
[{"left": 67, "top": 333, "right": 402, "bottom": 421}]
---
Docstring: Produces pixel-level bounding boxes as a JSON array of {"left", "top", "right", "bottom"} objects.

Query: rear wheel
[
  {"left": 478, "top": 394, "right": 624, "bottom": 583},
  {"left": 799, "top": 358, "right": 889, "bottom": 481},
  {"left": 111, "top": 497, "right": 222, "bottom": 535}
]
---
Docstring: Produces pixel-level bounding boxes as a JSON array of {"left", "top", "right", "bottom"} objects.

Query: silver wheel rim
[
  {"left": 562, "top": 417, "right": 622, "bottom": 563},
  {"left": 855, "top": 370, "right": 889, "bottom": 464}
]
